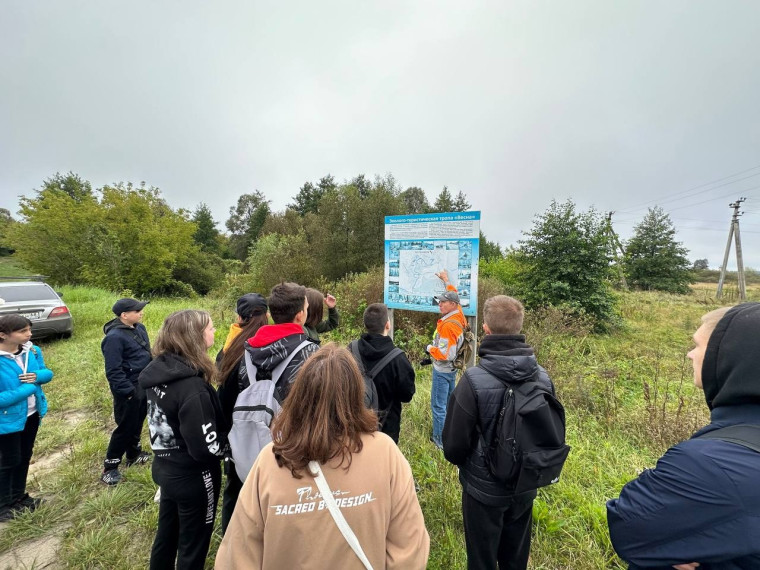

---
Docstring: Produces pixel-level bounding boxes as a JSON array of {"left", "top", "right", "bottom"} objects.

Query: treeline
[
  {"left": 3, "top": 173, "right": 703, "bottom": 331},
  {"left": 1, "top": 172, "right": 500, "bottom": 296}
]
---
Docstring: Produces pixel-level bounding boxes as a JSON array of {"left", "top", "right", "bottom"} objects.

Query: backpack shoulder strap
[
  {"left": 243, "top": 350, "right": 258, "bottom": 390},
  {"left": 367, "top": 348, "right": 404, "bottom": 380},
  {"left": 698, "top": 424, "right": 760, "bottom": 453},
  {"left": 349, "top": 340, "right": 367, "bottom": 371},
  {"left": 126, "top": 327, "right": 151, "bottom": 354},
  {"left": 271, "top": 339, "right": 313, "bottom": 384}
]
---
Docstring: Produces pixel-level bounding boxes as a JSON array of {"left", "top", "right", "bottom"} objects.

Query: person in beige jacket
[{"left": 216, "top": 344, "right": 429, "bottom": 570}]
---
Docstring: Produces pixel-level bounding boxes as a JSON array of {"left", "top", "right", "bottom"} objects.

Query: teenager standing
[
  {"left": 0, "top": 315, "right": 53, "bottom": 522},
  {"left": 100, "top": 298, "right": 152, "bottom": 485},
  {"left": 216, "top": 293, "right": 269, "bottom": 534},
  {"left": 139, "top": 310, "right": 227, "bottom": 570}
]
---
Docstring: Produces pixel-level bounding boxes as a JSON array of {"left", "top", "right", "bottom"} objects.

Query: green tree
[
  {"left": 399, "top": 187, "right": 430, "bottom": 214},
  {"left": 226, "top": 191, "right": 271, "bottom": 260},
  {"left": 623, "top": 207, "right": 693, "bottom": 294},
  {"left": 479, "top": 231, "right": 502, "bottom": 261},
  {"left": 192, "top": 203, "right": 221, "bottom": 254},
  {"left": 10, "top": 178, "right": 199, "bottom": 295},
  {"left": 305, "top": 177, "right": 405, "bottom": 279},
  {"left": 432, "top": 186, "right": 454, "bottom": 212},
  {"left": 0, "top": 208, "right": 15, "bottom": 255},
  {"left": 84, "top": 183, "right": 197, "bottom": 295},
  {"left": 9, "top": 183, "right": 101, "bottom": 283},
  {"left": 692, "top": 258, "right": 709, "bottom": 270},
  {"left": 452, "top": 190, "right": 471, "bottom": 212},
  {"left": 247, "top": 231, "right": 318, "bottom": 292},
  {"left": 290, "top": 175, "right": 337, "bottom": 216},
  {"left": 350, "top": 174, "right": 372, "bottom": 198},
  {"left": 518, "top": 199, "right": 615, "bottom": 327},
  {"left": 40, "top": 172, "right": 93, "bottom": 202}
]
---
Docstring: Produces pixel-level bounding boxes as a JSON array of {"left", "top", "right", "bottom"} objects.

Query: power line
[
  {"left": 617, "top": 165, "right": 760, "bottom": 214},
  {"left": 665, "top": 185, "right": 760, "bottom": 213}
]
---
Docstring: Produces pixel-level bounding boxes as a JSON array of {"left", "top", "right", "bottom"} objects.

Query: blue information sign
[{"left": 384, "top": 211, "right": 480, "bottom": 317}]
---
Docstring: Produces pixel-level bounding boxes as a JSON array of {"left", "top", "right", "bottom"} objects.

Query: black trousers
[
  {"left": 462, "top": 491, "right": 534, "bottom": 570},
  {"left": 220, "top": 460, "right": 244, "bottom": 535},
  {"left": 150, "top": 461, "right": 221, "bottom": 570},
  {"left": 0, "top": 413, "right": 40, "bottom": 509},
  {"left": 105, "top": 386, "right": 147, "bottom": 466}
]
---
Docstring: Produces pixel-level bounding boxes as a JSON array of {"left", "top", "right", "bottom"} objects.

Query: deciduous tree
[
  {"left": 518, "top": 199, "right": 615, "bottom": 327},
  {"left": 400, "top": 187, "right": 430, "bottom": 214}
]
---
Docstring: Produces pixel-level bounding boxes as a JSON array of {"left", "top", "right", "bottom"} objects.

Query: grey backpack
[{"left": 228, "top": 340, "right": 311, "bottom": 481}]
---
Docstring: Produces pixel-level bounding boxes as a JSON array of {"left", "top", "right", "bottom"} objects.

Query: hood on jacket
[
  {"left": 702, "top": 302, "right": 760, "bottom": 410},
  {"left": 103, "top": 317, "right": 137, "bottom": 335},
  {"left": 0, "top": 340, "right": 32, "bottom": 359},
  {"left": 477, "top": 334, "right": 538, "bottom": 384},
  {"left": 247, "top": 323, "right": 305, "bottom": 348},
  {"left": 357, "top": 333, "right": 395, "bottom": 361},
  {"left": 139, "top": 353, "right": 201, "bottom": 389},
  {"left": 245, "top": 324, "right": 313, "bottom": 374}
]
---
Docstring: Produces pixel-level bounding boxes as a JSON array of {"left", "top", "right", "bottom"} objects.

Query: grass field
[{"left": 0, "top": 264, "right": 755, "bottom": 569}]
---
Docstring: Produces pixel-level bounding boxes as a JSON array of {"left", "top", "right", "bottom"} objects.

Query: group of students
[
  {"left": 93, "top": 281, "right": 424, "bottom": 569},
  {"left": 3, "top": 275, "right": 760, "bottom": 569}
]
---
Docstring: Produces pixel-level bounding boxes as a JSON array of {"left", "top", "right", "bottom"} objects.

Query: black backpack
[
  {"left": 348, "top": 341, "right": 402, "bottom": 412},
  {"left": 485, "top": 374, "right": 571, "bottom": 494}
]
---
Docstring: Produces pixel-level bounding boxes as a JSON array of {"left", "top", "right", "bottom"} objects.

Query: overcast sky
[{"left": 2, "top": 1, "right": 759, "bottom": 270}]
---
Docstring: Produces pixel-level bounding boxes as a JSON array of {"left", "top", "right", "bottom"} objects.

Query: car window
[{"left": 0, "top": 284, "right": 60, "bottom": 302}]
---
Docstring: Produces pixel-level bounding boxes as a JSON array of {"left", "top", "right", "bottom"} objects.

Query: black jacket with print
[{"left": 138, "top": 353, "right": 228, "bottom": 470}]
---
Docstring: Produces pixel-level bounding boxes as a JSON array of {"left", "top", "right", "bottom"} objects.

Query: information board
[{"left": 384, "top": 211, "right": 480, "bottom": 317}]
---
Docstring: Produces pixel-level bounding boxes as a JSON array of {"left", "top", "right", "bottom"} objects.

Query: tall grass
[{"left": 0, "top": 281, "right": 741, "bottom": 569}]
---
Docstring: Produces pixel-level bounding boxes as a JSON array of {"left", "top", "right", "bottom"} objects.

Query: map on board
[
  {"left": 387, "top": 239, "right": 474, "bottom": 309},
  {"left": 399, "top": 246, "right": 460, "bottom": 296}
]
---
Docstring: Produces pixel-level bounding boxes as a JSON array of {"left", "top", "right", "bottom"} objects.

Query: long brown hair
[
  {"left": 153, "top": 310, "right": 216, "bottom": 384},
  {"left": 304, "top": 288, "right": 324, "bottom": 329},
  {"left": 218, "top": 313, "right": 269, "bottom": 384},
  {"left": 272, "top": 343, "right": 377, "bottom": 478}
]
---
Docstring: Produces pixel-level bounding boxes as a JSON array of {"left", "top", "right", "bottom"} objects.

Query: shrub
[{"left": 518, "top": 200, "right": 617, "bottom": 330}]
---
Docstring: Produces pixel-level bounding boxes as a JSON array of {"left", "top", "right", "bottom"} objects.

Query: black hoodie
[
  {"left": 139, "top": 353, "right": 227, "bottom": 470},
  {"left": 355, "top": 333, "right": 416, "bottom": 442},
  {"left": 702, "top": 302, "right": 760, "bottom": 410},
  {"left": 442, "top": 334, "right": 555, "bottom": 506}
]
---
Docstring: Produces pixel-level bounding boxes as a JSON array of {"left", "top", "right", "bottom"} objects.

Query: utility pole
[
  {"left": 716, "top": 198, "right": 747, "bottom": 300},
  {"left": 606, "top": 212, "right": 628, "bottom": 289}
]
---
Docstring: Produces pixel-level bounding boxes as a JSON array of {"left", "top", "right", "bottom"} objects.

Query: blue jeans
[{"left": 431, "top": 368, "right": 456, "bottom": 443}]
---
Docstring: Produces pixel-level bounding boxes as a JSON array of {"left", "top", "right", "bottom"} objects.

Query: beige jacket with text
[{"left": 216, "top": 432, "right": 430, "bottom": 569}]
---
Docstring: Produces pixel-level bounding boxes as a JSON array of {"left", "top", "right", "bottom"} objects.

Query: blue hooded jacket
[
  {"left": 607, "top": 303, "right": 760, "bottom": 569},
  {"left": 0, "top": 342, "right": 53, "bottom": 435}
]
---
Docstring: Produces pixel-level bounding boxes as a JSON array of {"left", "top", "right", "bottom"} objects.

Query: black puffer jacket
[{"left": 442, "top": 334, "right": 555, "bottom": 506}]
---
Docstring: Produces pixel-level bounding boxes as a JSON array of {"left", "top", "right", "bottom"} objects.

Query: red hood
[{"left": 247, "top": 323, "right": 305, "bottom": 348}]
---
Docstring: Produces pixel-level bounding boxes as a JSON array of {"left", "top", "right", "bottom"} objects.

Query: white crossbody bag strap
[{"left": 308, "top": 460, "right": 374, "bottom": 570}]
